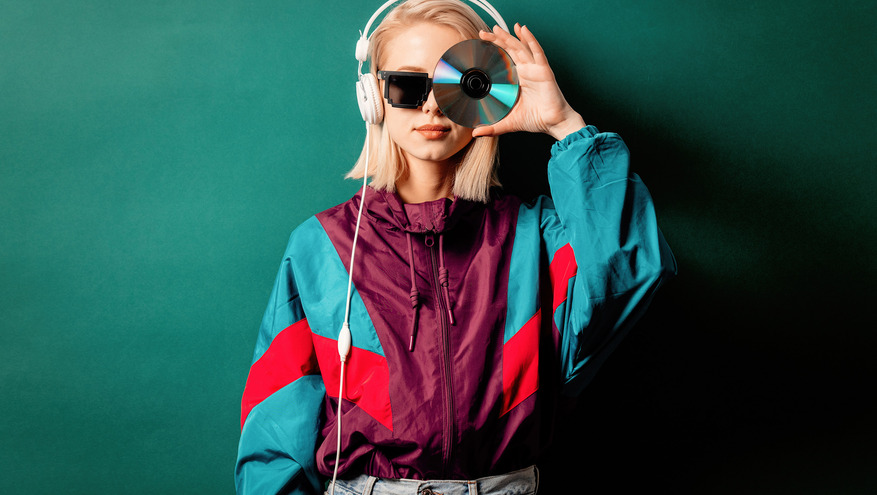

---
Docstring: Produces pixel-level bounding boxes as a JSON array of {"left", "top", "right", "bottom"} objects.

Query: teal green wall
[{"left": 2, "top": 1, "right": 874, "bottom": 493}]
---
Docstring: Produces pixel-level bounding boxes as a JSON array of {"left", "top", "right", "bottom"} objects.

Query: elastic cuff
[{"left": 550, "top": 125, "right": 599, "bottom": 156}]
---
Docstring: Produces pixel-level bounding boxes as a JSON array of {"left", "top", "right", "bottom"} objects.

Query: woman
[{"left": 236, "top": 1, "right": 676, "bottom": 493}]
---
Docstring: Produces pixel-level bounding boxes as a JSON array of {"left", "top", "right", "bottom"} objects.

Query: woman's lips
[{"left": 416, "top": 125, "right": 451, "bottom": 139}]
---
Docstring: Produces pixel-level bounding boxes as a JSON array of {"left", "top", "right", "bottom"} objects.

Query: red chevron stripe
[
  {"left": 501, "top": 243, "right": 578, "bottom": 416},
  {"left": 240, "top": 318, "right": 319, "bottom": 430},
  {"left": 312, "top": 333, "right": 393, "bottom": 431},
  {"left": 500, "top": 308, "right": 541, "bottom": 416},
  {"left": 550, "top": 243, "right": 577, "bottom": 311}
]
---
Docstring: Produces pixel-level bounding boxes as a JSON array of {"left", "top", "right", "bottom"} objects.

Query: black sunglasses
[{"left": 378, "top": 70, "right": 434, "bottom": 109}]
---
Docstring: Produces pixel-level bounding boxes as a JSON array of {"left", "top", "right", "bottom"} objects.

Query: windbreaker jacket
[{"left": 235, "top": 126, "right": 676, "bottom": 494}]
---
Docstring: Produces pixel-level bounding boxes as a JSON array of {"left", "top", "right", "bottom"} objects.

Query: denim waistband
[{"left": 328, "top": 465, "right": 538, "bottom": 495}]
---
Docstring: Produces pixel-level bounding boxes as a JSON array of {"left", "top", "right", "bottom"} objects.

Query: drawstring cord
[
  {"left": 405, "top": 233, "right": 455, "bottom": 352},
  {"left": 438, "top": 234, "right": 455, "bottom": 326},
  {"left": 406, "top": 233, "right": 420, "bottom": 352}
]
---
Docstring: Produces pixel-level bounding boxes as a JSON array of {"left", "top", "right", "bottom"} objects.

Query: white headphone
[{"left": 354, "top": 0, "right": 510, "bottom": 124}]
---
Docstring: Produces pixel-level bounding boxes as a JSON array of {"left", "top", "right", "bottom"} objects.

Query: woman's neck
[{"left": 395, "top": 157, "right": 456, "bottom": 204}]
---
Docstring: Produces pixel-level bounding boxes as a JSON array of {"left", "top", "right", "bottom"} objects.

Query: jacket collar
[{"left": 362, "top": 186, "right": 477, "bottom": 234}]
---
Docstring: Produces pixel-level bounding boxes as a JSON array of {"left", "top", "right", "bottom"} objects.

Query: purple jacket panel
[{"left": 313, "top": 187, "right": 546, "bottom": 480}]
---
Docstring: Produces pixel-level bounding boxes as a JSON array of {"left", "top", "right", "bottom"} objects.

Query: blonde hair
[{"left": 346, "top": 0, "right": 501, "bottom": 203}]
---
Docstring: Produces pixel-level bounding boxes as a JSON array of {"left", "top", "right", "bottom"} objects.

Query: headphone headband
[{"left": 355, "top": 0, "right": 509, "bottom": 65}]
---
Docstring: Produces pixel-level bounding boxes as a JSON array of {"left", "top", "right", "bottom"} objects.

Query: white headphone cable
[{"left": 330, "top": 121, "right": 370, "bottom": 495}]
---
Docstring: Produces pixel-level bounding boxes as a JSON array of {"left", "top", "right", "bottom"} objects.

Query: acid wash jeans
[{"left": 327, "top": 465, "right": 539, "bottom": 495}]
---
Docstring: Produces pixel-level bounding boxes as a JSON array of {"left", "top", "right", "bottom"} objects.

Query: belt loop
[
  {"left": 467, "top": 479, "right": 478, "bottom": 495},
  {"left": 362, "top": 476, "right": 378, "bottom": 495}
]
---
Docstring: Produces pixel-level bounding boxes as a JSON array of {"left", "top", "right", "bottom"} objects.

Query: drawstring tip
[
  {"left": 441, "top": 283, "right": 455, "bottom": 326},
  {"left": 408, "top": 310, "right": 419, "bottom": 352}
]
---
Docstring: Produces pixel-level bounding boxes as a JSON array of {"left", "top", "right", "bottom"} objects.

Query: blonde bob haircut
[{"left": 346, "top": 0, "right": 501, "bottom": 203}]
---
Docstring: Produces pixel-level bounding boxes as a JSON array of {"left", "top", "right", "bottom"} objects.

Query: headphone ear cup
[{"left": 356, "top": 73, "right": 383, "bottom": 124}]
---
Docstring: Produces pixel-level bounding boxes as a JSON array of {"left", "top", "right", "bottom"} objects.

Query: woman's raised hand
[{"left": 472, "top": 24, "right": 586, "bottom": 141}]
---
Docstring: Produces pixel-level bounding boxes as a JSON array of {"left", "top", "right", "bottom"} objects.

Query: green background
[{"left": 2, "top": 0, "right": 875, "bottom": 493}]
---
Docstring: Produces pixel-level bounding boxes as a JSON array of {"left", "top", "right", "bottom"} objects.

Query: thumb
[
  {"left": 472, "top": 125, "right": 496, "bottom": 138},
  {"left": 473, "top": 117, "right": 517, "bottom": 137}
]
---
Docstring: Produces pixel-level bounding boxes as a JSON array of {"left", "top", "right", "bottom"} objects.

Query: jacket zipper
[{"left": 425, "top": 233, "right": 454, "bottom": 474}]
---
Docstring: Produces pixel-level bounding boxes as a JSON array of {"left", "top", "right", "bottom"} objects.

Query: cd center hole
[{"left": 461, "top": 69, "right": 491, "bottom": 99}]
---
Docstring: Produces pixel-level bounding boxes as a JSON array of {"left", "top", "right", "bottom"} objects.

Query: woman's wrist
[{"left": 546, "top": 110, "right": 587, "bottom": 141}]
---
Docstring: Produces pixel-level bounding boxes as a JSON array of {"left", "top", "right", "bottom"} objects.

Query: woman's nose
[{"left": 421, "top": 88, "right": 443, "bottom": 116}]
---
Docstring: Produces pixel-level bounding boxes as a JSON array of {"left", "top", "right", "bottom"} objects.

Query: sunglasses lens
[{"left": 386, "top": 74, "right": 430, "bottom": 108}]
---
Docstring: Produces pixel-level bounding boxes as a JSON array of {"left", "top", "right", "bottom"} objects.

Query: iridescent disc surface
[{"left": 433, "top": 39, "right": 519, "bottom": 128}]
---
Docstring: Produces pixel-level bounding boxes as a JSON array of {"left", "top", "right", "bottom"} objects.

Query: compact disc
[{"left": 432, "top": 39, "right": 519, "bottom": 128}]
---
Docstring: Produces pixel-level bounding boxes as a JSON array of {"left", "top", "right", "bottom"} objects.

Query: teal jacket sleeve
[
  {"left": 541, "top": 126, "right": 676, "bottom": 396},
  {"left": 235, "top": 235, "right": 326, "bottom": 495}
]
